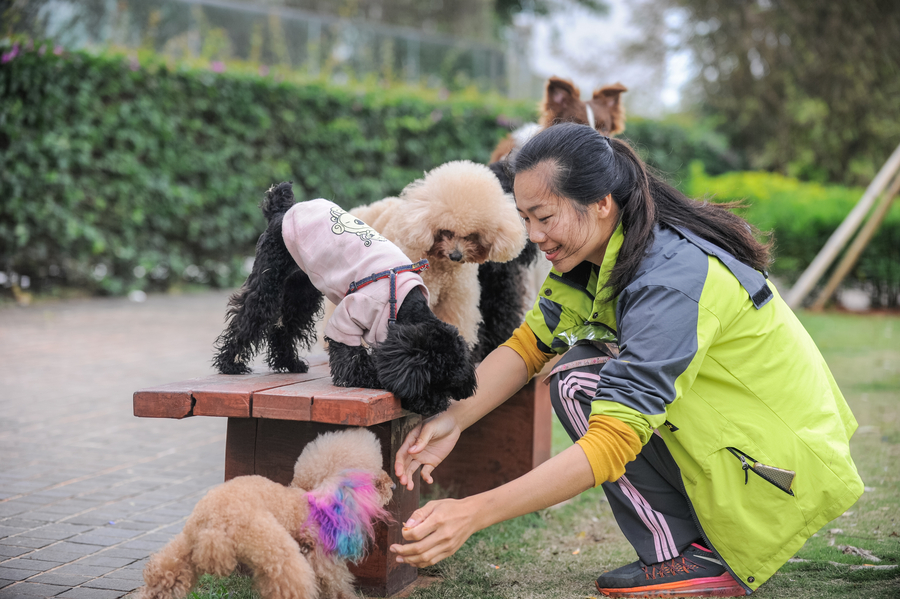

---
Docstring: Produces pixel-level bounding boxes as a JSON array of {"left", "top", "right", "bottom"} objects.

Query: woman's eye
[{"left": 538, "top": 216, "right": 551, "bottom": 223}]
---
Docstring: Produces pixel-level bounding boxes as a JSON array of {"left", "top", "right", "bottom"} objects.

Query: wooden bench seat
[{"left": 133, "top": 356, "right": 550, "bottom": 596}]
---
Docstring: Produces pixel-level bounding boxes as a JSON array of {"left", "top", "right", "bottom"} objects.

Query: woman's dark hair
[{"left": 512, "top": 123, "right": 771, "bottom": 298}]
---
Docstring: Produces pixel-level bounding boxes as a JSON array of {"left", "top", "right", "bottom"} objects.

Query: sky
[{"left": 516, "top": 0, "right": 693, "bottom": 117}]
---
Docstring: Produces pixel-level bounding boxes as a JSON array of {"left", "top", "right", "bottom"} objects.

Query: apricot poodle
[
  {"left": 139, "top": 428, "right": 393, "bottom": 599},
  {"left": 348, "top": 160, "right": 526, "bottom": 349}
]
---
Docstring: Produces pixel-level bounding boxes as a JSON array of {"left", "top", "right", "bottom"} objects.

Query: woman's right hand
[{"left": 394, "top": 413, "right": 462, "bottom": 490}]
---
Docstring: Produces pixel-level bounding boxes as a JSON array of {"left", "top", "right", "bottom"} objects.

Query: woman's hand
[
  {"left": 389, "top": 498, "right": 478, "bottom": 567},
  {"left": 394, "top": 413, "right": 462, "bottom": 490}
]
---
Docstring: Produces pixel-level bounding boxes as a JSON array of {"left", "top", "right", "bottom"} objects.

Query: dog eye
[
  {"left": 464, "top": 233, "right": 481, "bottom": 243},
  {"left": 437, "top": 229, "right": 452, "bottom": 239}
]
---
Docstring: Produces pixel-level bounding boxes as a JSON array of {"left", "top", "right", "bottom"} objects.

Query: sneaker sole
[{"left": 595, "top": 573, "right": 746, "bottom": 597}]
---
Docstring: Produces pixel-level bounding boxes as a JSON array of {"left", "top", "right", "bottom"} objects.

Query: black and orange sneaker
[{"left": 595, "top": 543, "right": 746, "bottom": 597}]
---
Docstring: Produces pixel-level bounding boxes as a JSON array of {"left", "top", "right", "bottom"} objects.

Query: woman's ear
[{"left": 595, "top": 194, "right": 615, "bottom": 220}]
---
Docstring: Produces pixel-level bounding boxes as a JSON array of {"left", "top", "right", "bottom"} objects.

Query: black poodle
[
  {"left": 471, "top": 160, "right": 541, "bottom": 363},
  {"left": 213, "top": 182, "right": 477, "bottom": 417}
]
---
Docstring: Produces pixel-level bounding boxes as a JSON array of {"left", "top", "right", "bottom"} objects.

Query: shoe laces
[{"left": 643, "top": 555, "right": 700, "bottom": 580}]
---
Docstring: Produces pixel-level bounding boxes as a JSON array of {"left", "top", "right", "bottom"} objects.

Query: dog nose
[{"left": 449, "top": 250, "right": 463, "bottom": 262}]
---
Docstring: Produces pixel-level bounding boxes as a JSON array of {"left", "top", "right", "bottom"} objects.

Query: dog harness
[{"left": 347, "top": 260, "right": 429, "bottom": 324}]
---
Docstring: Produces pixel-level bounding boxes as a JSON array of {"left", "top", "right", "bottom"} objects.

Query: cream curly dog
[
  {"left": 348, "top": 160, "right": 526, "bottom": 349},
  {"left": 139, "top": 429, "right": 394, "bottom": 599}
]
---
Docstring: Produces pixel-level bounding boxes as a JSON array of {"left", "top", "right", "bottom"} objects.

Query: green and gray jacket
[{"left": 525, "top": 223, "right": 863, "bottom": 592}]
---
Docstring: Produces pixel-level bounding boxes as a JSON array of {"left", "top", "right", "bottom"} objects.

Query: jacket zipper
[{"left": 726, "top": 447, "right": 795, "bottom": 496}]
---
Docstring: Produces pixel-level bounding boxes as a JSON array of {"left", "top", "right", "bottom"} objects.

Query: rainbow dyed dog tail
[{"left": 307, "top": 470, "right": 390, "bottom": 563}]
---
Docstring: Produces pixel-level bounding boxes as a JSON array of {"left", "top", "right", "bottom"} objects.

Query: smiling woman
[
  {"left": 514, "top": 161, "right": 617, "bottom": 273},
  {"left": 389, "top": 123, "right": 864, "bottom": 598}
]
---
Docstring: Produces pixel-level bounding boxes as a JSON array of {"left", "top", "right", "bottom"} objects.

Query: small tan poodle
[
  {"left": 139, "top": 429, "right": 394, "bottom": 599},
  {"left": 347, "top": 160, "right": 526, "bottom": 348}
]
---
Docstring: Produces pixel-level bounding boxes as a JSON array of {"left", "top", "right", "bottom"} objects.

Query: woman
[{"left": 389, "top": 123, "right": 863, "bottom": 597}]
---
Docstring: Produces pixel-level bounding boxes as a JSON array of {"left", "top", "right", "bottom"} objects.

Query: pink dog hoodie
[{"left": 281, "top": 199, "right": 428, "bottom": 347}]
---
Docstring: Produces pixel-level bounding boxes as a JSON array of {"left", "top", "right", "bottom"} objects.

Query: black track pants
[{"left": 548, "top": 344, "right": 702, "bottom": 565}]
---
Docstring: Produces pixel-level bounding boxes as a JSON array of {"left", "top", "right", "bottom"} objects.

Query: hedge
[
  {"left": 686, "top": 163, "right": 900, "bottom": 307},
  {"left": 2, "top": 40, "right": 894, "bottom": 307},
  {"left": 0, "top": 41, "right": 535, "bottom": 296}
]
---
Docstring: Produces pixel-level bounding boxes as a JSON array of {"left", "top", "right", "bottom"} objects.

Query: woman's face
[{"left": 513, "top": 162, "right": 618, "bottom": 273}]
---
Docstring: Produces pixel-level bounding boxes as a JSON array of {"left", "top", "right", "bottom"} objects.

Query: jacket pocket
[{"left": 726, "top": 447, "right": 795, "bottom": 496}]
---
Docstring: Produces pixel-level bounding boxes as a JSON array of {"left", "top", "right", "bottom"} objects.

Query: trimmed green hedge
[
  {"left": 3, "top": 41, "right": 895, "bottom": 307},
  {"left": 623, "top": 115, "right": 746, "bottom": 182},
  {"left": 686, "top": 164, "right": 900, "bottom": 307},
  {"left": 0, "top": 42, "right": 532, "bottom": 295}
]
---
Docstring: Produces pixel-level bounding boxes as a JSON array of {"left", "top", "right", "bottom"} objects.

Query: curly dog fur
[
  {"left": 348, "top": 160, "right": 526, "bottom": 351},
  {"left": 470, "top": 160, "right": 543, "bottom": 362},
  {"left": 212, "top": 182, "right": 477, "bottom": 416},
  {"left": 140, "top": 428, "right": 394, "bottom": 599}
]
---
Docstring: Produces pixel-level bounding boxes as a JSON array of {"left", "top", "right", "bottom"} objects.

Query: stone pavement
[{"left": 0, "top": 290, "right": 243, "bottom": 598}]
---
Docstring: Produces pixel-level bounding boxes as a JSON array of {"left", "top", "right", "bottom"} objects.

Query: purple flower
[
  {"left": 258, "top": 64, "right": 269, "bottom": 76},
  {"left": 3, "top": 43, "right": 21, "bottom": 63},
  {"left": 210, "top": 61, "right": 225, "bottom": 73},
  {"left": 38, "top": 44, "right": 46, "bottom": 55},
  {"left": 129, "top": 56, "right": 140, "bottom": 71},
  {"left": 53, "top": 45, "right": 63, "bottom": 56}
]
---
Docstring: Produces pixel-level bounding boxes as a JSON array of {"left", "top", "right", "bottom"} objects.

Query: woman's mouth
[{"left": 543, "top": 246, "right": 561, "bottom": 261}]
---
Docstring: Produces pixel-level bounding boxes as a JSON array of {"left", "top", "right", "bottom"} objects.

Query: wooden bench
[{"left": 133, "top": 356, "right": 551, "bottom": 597}]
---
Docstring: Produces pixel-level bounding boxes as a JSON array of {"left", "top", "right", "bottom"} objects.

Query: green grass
[{"left": 179, "top": 311, "right": 900, "bottom": 598}]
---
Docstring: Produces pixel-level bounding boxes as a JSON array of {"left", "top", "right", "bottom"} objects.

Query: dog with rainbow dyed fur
[{"left": 139, "top": 429, "right": 393, "bottom": 599}]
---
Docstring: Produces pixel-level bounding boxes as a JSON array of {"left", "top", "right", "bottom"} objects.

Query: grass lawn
[{"left": 183, "top": 311, "right": 899, "bottom": 599}]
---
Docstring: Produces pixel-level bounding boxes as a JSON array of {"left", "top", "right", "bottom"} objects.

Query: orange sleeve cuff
[
  {"left": 575, "top": 415, "right": 643, "bottom": 487},
  {"left": 500, "top": 321, "right": 554, "bottom": 380}
]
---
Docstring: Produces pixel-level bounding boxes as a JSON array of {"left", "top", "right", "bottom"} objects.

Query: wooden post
[
  {"left": 430, "top": 377, "right": 551, "bottom": 497},
  {"left": 809, "top": 170, "right": 900, "bottom": 310},
  {"left": 785, "top": 143, "right": 900, "bottom": 309}
]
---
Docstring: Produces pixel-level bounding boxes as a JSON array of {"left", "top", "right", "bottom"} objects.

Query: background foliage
[
  {"left": 0, "top": 42, "right": 533, "bottom": 295},
  {"left": 1, "top": 41, "right": 896, "bottom": 307},
  {"left": 686, "top": 164, "right": 900, "bottom": 308},
  {"left": 648, "top": 0, "right": 900, "bottom": 187}
]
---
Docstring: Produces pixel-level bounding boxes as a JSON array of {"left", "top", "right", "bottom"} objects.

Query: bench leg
[
  {"left": 431, "top": 377, "right": 552, "bottom": 497},
  {"left": 224, "top": 416, "right": 419, "bottom": 597}
]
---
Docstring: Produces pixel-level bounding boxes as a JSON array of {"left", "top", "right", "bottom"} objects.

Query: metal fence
[{"left": 6, "top": 0, "right": 535, "bottom": 94}]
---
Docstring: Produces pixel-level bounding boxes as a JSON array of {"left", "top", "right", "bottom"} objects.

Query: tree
[
  {"left": 650, "top": 0, "right": 900, "bottom": 185},
  {"left": 278, "top": 0, "right": 608, "bottom": 42}
]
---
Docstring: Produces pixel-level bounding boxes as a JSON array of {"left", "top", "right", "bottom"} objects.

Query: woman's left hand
[{"left": 389, "top": 498, "right": 478, "bottom": 567}]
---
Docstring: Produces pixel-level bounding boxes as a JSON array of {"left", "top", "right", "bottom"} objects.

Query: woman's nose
[{"left": 528, "top": 226, "right": 546, "bottom": 243}]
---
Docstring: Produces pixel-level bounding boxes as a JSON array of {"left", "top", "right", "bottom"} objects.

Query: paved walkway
[{"left": 0, "top": 291, "right": 246, "bottom": 598}]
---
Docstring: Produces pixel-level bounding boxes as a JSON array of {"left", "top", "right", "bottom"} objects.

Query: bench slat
[
  {"left": 133, "top": 379, "right": 200, "bottom": 419},
  {"left": 251, "top": 376, "right": 336, "bottom": 421},
  {"left": 193, "top": 369, "right": 331, "bottom": 417},
  {"left": 310, "top": 387, "right": 405, "bottom": 426}
]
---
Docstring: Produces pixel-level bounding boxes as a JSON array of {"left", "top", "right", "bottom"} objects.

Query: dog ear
[
  {"left": 389, "top": 186, "right": 439, "bottom": 257},
  {"left": 485, "top": 199, "right": 528, "bottom": 263},
  {"left": 593, "top": 83, "right": 628, "bottom": 134},
  {"left": 541, "top": 77, "right": 582, "bottom": 126},
  {"left": 306, "top": 470, "right": 390, "bottom": 564}
]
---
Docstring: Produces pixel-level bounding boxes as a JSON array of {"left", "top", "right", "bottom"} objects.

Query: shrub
[
  {"left": 0, "top": 41, "right": 532, "bottom": 296},
  {"left": 623, "top": 115, "right": 746, "bottom": 183},
  {"left": 685, "top": 163, "right": 900, "bottom": 307}
]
